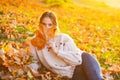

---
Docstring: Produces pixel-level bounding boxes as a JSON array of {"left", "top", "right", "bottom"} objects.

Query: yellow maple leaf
[{"left": 3, "top": 44, "right": 11, "bottom": 52}]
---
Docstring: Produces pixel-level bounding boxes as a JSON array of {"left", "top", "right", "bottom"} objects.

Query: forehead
[{"left": 41, "top": 17, "right": 52, "bottom": 23}]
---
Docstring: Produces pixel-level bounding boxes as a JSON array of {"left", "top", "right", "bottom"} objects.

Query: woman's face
[{"left": 40, "top": 17, "right": 56, "bottom": 40}]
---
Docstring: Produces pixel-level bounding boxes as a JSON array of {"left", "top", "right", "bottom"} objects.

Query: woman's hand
[
  {"left": 46, "top": 41, "right": 52, "bottom": 48},
  {"left": 27, "top": 65, "right": 41, "bottom": 77},
  {"left": 46, "top": 41, "right": 58, "bottom": 54},
  {"left": 31, "top": 69, "right": 41, "bottom": 77}
]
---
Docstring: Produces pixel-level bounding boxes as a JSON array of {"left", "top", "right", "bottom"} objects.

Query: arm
[
  {"left": 28, "top": 43, "right": 41, "bottom": 76},
  {"left": 50, "top": 34, "right": 83, "bottom": 66}
]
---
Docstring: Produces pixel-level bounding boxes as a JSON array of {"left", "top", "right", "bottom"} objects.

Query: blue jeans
[{"left": 71, "top": 52, "right": 104, "bottom": 80}]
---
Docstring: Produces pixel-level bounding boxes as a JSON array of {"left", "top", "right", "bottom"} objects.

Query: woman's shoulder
[
  {"left": 51, "top": 33, "right": 73, "bottom": 42},
  {"left": 55, "top": 33, "right": 71, "bottom": 38}
]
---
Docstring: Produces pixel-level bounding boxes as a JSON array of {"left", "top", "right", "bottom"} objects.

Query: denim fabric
[{"left": 71, "top": 52, "right": 104, "bottom": 80}]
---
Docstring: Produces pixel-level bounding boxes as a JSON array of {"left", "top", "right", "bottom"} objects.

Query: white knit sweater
[{"left": 29, "top": 33, "right": 84, "bottom": 78}]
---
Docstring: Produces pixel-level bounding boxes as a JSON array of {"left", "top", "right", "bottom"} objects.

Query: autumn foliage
[{"left": 0, "top": 0, "right": 120, "bottom": 80}]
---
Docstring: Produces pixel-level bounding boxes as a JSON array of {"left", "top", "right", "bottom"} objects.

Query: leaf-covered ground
[{"left": 0, "top": 0, "right": 120, "bottom": 80}]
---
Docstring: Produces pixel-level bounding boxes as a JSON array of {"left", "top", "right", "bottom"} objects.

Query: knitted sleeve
[
  {"left": 28, "top": 43, "right": 41, "bottom": 72},
  {"left": 51, "top": 34, "right": 83, "bottom": 66}
]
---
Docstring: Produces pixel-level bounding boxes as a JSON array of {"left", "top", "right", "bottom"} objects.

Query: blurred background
[{"left": 0, "top": 0, "right": 120, "bottom": 80}]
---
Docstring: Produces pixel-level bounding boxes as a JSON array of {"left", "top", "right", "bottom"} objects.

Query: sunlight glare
[{"left": 96, "top": 0, "right": 120, "bottom": 8}]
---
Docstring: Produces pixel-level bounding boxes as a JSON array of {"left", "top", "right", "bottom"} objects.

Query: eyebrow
[{"left": 41, "top": 22, "right": 52, "bottom": 25}]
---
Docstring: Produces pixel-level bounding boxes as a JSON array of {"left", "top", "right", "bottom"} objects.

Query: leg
[
  {"left": 72, "top": 52, "right": 104, "bottom": 80},
  {"left": 71, "top": 65, "right": 88, "bottom": 80},
  {"left": 82, "top": 52, "right": 104, "bottom": 80}
]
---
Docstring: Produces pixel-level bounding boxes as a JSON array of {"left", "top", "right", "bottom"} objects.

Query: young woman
[{"left": 29, "top": 11, "right": 104, "bottom": 80}]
